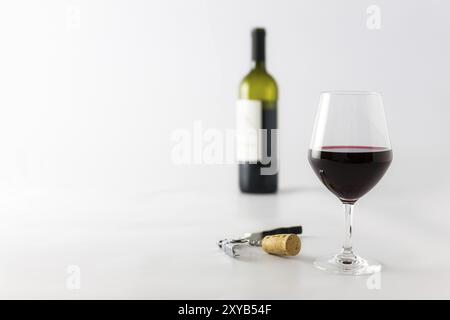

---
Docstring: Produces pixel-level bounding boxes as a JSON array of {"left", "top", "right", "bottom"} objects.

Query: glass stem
[{"left": 343, "top": 203, "right": 354, "bottom": 254}]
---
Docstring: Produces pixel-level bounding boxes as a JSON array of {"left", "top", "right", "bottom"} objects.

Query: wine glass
[{"left": 308, "top": 91, "right": 392, "bottom": 275}]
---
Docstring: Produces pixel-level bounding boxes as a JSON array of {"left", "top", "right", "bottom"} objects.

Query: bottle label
[{"left": 236, "top": 99, "right": 262, "bottom": 162}]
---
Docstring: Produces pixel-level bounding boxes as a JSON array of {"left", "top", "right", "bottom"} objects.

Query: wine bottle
[{"left": 236, "top": 28, "right": 278, "bottom": 193}]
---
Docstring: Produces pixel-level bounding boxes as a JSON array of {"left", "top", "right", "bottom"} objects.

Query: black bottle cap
[{"left": 251, "top": 28, "right": 266, "bottom": 62}]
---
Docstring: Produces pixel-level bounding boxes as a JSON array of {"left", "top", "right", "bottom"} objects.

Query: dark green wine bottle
[{"left": 237, "top": 28, "right": 278, "bottom": 193}]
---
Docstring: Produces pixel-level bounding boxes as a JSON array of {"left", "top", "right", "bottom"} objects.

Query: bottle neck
[
  {"left": 251, "top": 28, "right": 266, "bottom": 69},
  {"left": 251, "top": 60, "right": 266, "bottom": 70}
]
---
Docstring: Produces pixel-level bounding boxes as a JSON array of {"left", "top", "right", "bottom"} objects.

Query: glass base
[{"left": 314, "top": 251, "right": 382, "bottom": 275}]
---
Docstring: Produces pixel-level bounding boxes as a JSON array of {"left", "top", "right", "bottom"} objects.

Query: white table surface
[{"left": 1, "top": 171, "right": 449, "bottom": 300}]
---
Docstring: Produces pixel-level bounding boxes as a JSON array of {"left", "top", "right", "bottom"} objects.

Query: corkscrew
[{"left": 217, "top": 225, "right": 302, "bottom": 258}]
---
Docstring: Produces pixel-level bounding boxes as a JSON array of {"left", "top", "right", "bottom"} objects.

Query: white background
[{"left": 0, "top": 0, "right": 449, "bottom": 299}]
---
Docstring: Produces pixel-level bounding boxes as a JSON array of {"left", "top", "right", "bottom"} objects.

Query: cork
[{"left": 262, "top": 234, "right": 301, "bottom": 256}]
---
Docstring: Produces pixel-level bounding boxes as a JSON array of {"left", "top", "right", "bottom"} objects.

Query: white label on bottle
[{"left": 236, "top": 99, "right": 262, "bottom": 162}]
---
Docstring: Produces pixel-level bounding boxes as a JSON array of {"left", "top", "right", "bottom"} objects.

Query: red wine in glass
[
  {"left": 308, "top": 146, "right": 392, "bottom": 203},
  {"left": 309, "top": 91, "right": 393, "bottom": 275}
]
